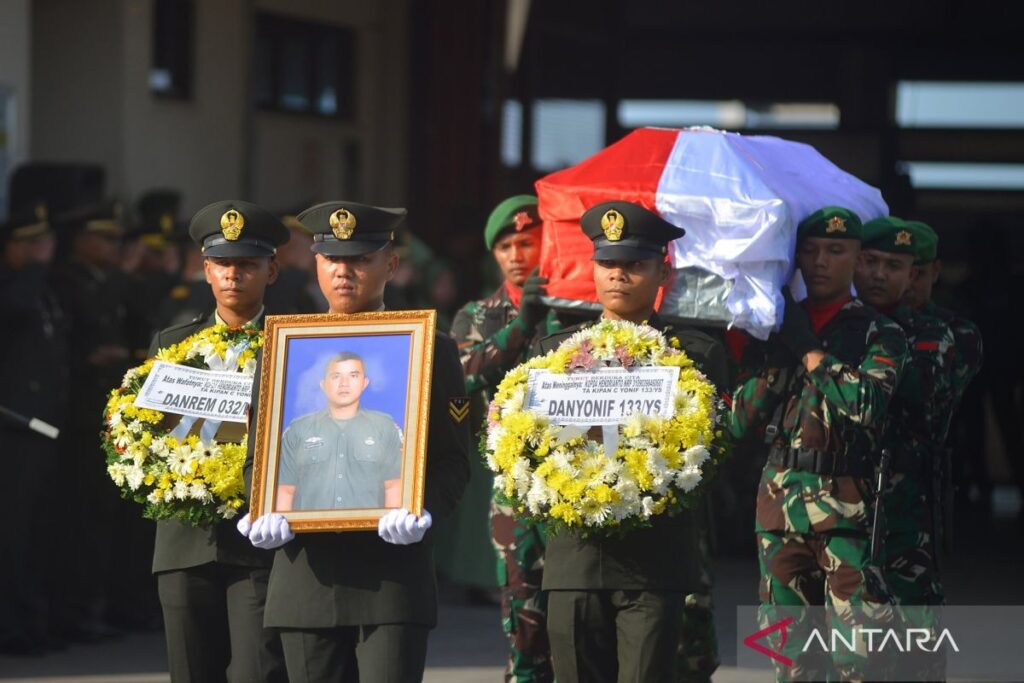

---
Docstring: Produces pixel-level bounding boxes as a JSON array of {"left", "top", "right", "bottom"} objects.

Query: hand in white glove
[
  {"left": 236, "top": 514, "right": 253, "bottom": 537},
  {"left": 244, "top": 513, "right": 294, "bottom": 550},
  {"left": 378, "top": 508, "right": 432, "bottom": 545}
]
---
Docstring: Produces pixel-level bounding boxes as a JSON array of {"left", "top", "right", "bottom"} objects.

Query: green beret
[
  {"left": 905, "top": 220, "right": 938, "bottom": 264},
  {"left": 298, "top": 201, "right": 406, "bottom": 257},
  {"left": 796, "top": 206, "right": 863, "bottom": 242},
  {"left": 581, "top": 200, "right": 684, "bottom": 260},
  {"left": 861, "top": 216, "right": 917, "bottom": 255},
  {"left": 189, "top": 200, "right": 290, "bottom": 257},
  {"left": 484, "top": 195, "right": 541, "bottom": 250}
]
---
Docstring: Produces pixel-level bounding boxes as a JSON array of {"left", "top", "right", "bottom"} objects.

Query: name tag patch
[{"left": 304, "top": 437, "right": 325, "bottom": 449}]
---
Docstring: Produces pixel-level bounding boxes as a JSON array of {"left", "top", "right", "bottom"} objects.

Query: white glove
[
  {"left": 245, "top": 513, "right": 294, "bottom": 550},
  {"left": 236, "top": 514, "right": 253, "bottom": 537},
  {"left": 378, "top": 508, "right": 432, "bottom": 545}
]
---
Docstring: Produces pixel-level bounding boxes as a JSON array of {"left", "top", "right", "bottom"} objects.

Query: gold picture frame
[{"left": 250, "top": 310, "right": 436, "bottom": 532}]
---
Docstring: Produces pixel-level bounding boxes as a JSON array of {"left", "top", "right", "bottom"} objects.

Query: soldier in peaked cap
[
  {"left": 150, "top": 200, "right": 288, "bottom": 683},
  {"left": 536, "top": 200, "right": 729, "bottom": 683},
  {"left": 0, "top": 204, "right": 70, "bottom": 654},
  {"left": 238, "top": 200, "right": 470, "bottom": 683},
  {"left": 52, "top": 200, "right": 141, "bottom": 642}
]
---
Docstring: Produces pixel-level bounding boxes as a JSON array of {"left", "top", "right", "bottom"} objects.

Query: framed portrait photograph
[{"left": 250, "top": 310, "right": 436, "bottom": 532}]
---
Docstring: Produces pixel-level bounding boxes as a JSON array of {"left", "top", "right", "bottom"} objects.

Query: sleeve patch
[{"left": 448, "top": 397, "right": 470, "bottom": 423}]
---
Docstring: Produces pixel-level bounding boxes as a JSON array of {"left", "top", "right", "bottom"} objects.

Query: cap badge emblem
[
  {"left": 513, "top": 211, "right": 535, "bottom": 232},
  {"left": 826, "top": 216, "right": 847, "bottom": 233},
  {"left": 220, "top": 209, "right": 245, "bottom": 241},
  {"left": 895, "top": 230, "right": 913, "bottom": 246},
  {"left": 600, "top": 209, "right": 625, "bottom": 241},
  {"left": 330, "top": 208, "right": 357, "bottom": 240}
]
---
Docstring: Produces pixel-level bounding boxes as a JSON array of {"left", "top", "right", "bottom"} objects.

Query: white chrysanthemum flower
[
  {"left": 493, "top": 473, "right": 507, "bottom": 492},
  {"left": 505, "top": 385, "right": 526, "bottom": 413},
  {"left": 550, "top": 450, "right": 577, "bottom": 475},
  {"left": 147, "top": 490, "right": 163, "bottom": 505},
  {"left": 675, "top": 392, "right": 698, "bottom": 416},
  {"left": 217, "top": 503, "right": 238, "bottom": 519},
  {"left": 127, "top": 420, "right": 144, "bottom": 435},
  {"left": 108, "top": 464, "right": 126, "bottom": 486},
  {"left": 173, "top": 480, "right": 190, "bottom": 500},
  {"left": 640, "top": 496, "right": 656, "bottom": 518},
  {"left": 677, "top": 466, "right": 703, "bottom": 492},
  {"left": 484, "top": 453, "right": 498, "bottom": 472},
  {"left": 151, "top": 438, "right": 170, "bottom": 457},
  {"left": 526, "top": 477, "right": 554, "bottom": 514},
  {"left": 582, "top": 502, "right": 612, "bottom": 526},
  {"left": 511, "top": 458, "right": 531, "bottom": 496},
  {"left": 125, "top": 465, "right": 145, "bottom": 491},
  {"left": 168, "top": 446, "right": 196, "bottom": 476},
  {"left": 486, "top": 427, "right": 504, "bottom": 454},
  {"left": 243, "top": 358, "right": 257, "bottom": 375},
  {"left": 189, "top": 482, "right": 212, "bottom": 502},
  {"left": 108, "top": 411, "right": 123, "bottom": 427},
  {"left": 683, "top": 445, "right": 710, "bottom": 468}
]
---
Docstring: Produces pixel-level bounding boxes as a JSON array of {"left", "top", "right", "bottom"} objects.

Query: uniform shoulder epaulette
[{"left": 538, "top": 322, "right": 588, "bottom": 353}]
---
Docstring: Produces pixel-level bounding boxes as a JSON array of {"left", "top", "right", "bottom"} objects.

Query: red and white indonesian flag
[{"left": 535, "top": 127, "right": 888, "bottom": 339}]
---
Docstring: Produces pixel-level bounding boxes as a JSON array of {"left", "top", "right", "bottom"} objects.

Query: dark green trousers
[
  {"left": 158, "top": 563, "right": 286, "bottom": 683},
  {"left": 547, "top": 590, "right": 684, "bottom": 683},
  {"left": 278, "top": 624, "right": 430, "bottom": 683}
]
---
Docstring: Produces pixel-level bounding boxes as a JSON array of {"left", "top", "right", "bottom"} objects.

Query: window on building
[
  {"left": 896, "top": 82, "right": 1024, "bottom": 129},
  {"left": 617, "top": 99, "right": 840, "bottom": 130},
  {"left": 254, "top": 14, "right": 355, "bottom": 119},
  {"left": 150, "top": 0, "right": 194, "bottom": 99},
  {"left": 501, "top": 100, "right": 523, "bottom": 167},
  {"left": 532, "top": 99, "right": 605, "bottom": 171},
  {"left": 899, "top": 161, "right": 1024, "bottom": 190}
]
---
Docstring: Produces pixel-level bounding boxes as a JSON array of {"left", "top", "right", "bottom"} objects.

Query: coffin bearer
[
  {"left": 728, "top": 207, "right": 907, "bottom": 681},
  {"left": 240, "top": 201, "right": 470, "bottom": 683},
  {"left": 537, "top": 201, "right": 729, "bottom": 683},
  {"left": 150, "top": 200, "right": 289, "bottom": 683}
]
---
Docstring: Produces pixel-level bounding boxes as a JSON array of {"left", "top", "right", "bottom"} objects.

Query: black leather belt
[{"left": 767, "top": 445, "right": 872, "bottom": 477}]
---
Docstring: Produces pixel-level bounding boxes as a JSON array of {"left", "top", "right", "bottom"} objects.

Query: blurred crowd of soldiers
[
  {"left": 0, "top": 186, "right": 463, "bottom": 656},
  {"left": 1, "top": 178, "right": 1021, "bottom": 682}
]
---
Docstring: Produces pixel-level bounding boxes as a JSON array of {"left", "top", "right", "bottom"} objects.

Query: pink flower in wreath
[
  {"left": 569, "top": 340, "right": 596, "bottom": 371},
  {"left": 614, "top": 345, "right": 635, "bottom": 369}
]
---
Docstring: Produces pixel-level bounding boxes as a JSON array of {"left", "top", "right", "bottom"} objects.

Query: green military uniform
[
  {"left": 443, "top": 194, "right": 560, "bottom": 683},
  {"left": 539, "top": 201, "right": 728, "bottom": 683},
  {"left": 728, "top": 207, "right": 908, "bottom": 682},
  {"left": 243, "top": 201, "right": 471, "bottom": 683},
  {"left": 279, "top": 408, "right": 402, "bottom": 510},
  {"left": 0, "top": 205, "right": 70, "bottom": 653},
  {"left": 858, "top": 218, "right": 957, "bottom": 609},
  {"left": 152, "top": 200, "right": 290, "bottom": 683},
  {"left": 52, "top": 201, "right": 142, "bottom": 638}
]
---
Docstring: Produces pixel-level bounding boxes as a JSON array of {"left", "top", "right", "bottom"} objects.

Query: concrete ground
[{"left": 2, "top": 494, "right": 1020, "bottom": 682}]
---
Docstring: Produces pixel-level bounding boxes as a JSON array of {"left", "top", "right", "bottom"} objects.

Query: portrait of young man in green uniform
[{"left": 275, "top": 351, "right": 403, "bottom": 511}]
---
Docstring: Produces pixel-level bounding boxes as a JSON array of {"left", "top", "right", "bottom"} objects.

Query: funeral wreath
[
  {"left": 483, "top": 319, "right": 727, "bottom": 536},
  {"left": 101, "top": 324, "right": 262, "bottom": 526}
]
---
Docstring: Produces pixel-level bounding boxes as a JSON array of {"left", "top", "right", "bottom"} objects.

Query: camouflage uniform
[
  {"left": 882, "top": 305, "right": 956, "bottom": 607},
  {"left": 922, "top": 301, "right": 983, "bottom": 406},
  {"left": 451, "top": 283, "right": 558, "bottom": 683},
  {"left": 729, "top": 298, "right": 908, "bottom": 681},
  {"left": 880, "top": 304, "right": 956, "bottom": 681}
]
